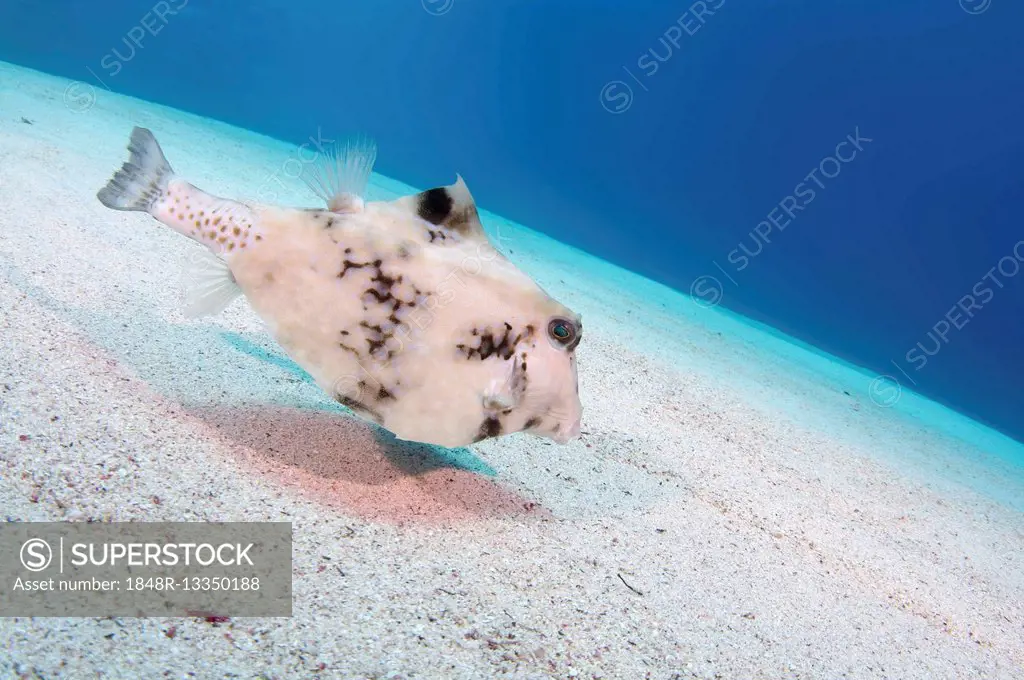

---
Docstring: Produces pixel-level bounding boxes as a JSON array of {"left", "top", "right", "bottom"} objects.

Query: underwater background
[{"left": 1, "top": 0, "right": 1022, "bottom": 444}]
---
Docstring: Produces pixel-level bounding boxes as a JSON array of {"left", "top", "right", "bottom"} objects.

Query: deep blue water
[{"left": 2, "top": 0, "right": 1022, "bottom": 443}]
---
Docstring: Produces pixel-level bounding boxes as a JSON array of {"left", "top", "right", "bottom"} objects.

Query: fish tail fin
[
  {"left": 97, "top": 127, "right": 175, "bottom": 213},
  {"left": 300, "top": 134, "right": 377, "bottom": 213}
]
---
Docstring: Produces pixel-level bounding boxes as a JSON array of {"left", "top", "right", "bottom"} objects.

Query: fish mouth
[{"left": 550, "top": 416, "right": 581, "bottom": 445}]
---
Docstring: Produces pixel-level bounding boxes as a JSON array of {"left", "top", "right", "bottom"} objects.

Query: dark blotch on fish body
[
  {"left": 458, "top": 323, "right": 531, "bottom": 361},
  {"left": 418, "top": 188, "right": 454, "bottom": 225},
  {"left": 474, "top": 416, "right": 503, "bottom": 443},
  {"left": 335, "top": 395, "right": 384, "bottom": 424}
]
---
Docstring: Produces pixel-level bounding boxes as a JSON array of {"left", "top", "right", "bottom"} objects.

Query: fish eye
[{"left": 548, "top": 318, "right": 576, "bottom": 345}]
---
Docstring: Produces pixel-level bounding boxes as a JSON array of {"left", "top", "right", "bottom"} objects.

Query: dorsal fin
[
  {"left": 395, "top": 175, "right": 489, "bottom": 241},
  {"left": 300, "top": 135, "right": 377, "bottom": 214}
]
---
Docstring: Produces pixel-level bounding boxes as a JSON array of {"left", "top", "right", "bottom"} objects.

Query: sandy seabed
[{"left": 0, "top": 62, "right": 1022, "bottom": 679}]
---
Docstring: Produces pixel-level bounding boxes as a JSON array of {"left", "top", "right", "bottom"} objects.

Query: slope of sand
[{"left": 1, "top": 62, "right": 1023, "bottom": 679}]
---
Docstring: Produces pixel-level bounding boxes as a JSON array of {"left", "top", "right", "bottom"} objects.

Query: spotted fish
[{"left": 96, "top": 127, "right": 583, "bottom": 447}]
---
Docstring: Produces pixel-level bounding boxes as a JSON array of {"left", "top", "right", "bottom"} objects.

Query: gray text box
[{"left": 0, "top": 522, "right": 292, "bottom": 617}]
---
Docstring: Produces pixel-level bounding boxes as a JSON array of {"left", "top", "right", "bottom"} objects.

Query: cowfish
[{"left": 96, "top": 128, "right": 583, "bottom": 448}]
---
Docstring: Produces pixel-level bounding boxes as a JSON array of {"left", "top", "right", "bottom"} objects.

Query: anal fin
[{"left": 181, "top": 248, "right": 242, "bottom": 318}]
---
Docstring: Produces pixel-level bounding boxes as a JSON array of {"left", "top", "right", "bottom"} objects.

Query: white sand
[{"left": 1, "top": 62, "right": 1022, "bottom": 679}]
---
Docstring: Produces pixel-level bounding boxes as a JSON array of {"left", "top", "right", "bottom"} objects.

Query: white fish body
[{"left": 97, "top": 127, "right": 583, "bottom": 448}]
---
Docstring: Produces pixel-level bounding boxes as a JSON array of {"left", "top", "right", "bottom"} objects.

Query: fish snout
[
  {"left": 549, "top": 413, "right": 581, "bottom": 444},
  {"left": 566, "top": 414, "right": 581, "bottom": 440}
]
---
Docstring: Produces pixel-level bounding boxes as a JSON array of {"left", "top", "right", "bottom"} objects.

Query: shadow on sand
[{"left": 189, "top": 403, "right": 551, "bottom": 524}]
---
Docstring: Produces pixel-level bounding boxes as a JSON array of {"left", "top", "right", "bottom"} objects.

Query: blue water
[{"left": 2, "top": 0, "right": 1022, "bottom": 442}]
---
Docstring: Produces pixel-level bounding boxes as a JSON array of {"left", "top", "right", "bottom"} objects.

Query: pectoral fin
[{"left": 481, "top": 353, "right": 528, "bottom": 414}]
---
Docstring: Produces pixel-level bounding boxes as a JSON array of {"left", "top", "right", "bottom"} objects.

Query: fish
[{"left": 95, "top": 127, "right": 583, "bottom": 448}]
